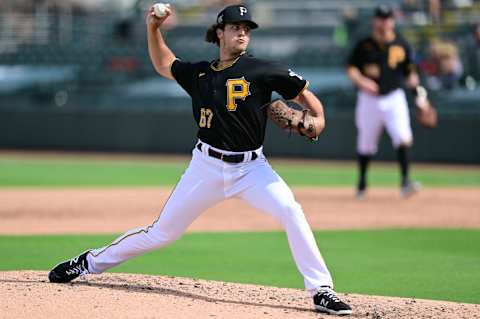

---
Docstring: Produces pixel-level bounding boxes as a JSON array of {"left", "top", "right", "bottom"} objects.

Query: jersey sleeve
[
  {"left": 263, "top": 62, "right": 309, "bottom": 100},
  {"left": 170, "top": 59, "right": 197, "bottom": 95},
  {"left": 402, "top": 41, "right": 417, "bottom": 75},
  {"left": 346, "top": 41, "right": 364, "bottom": 69}
]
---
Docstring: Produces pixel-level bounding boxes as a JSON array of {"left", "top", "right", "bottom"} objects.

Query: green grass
[
  {"left": 273, "top": 164, "right": 480, "bottom": 187},
  {"left": 0, "top": 156, "right": 479, "bottom": 187},
  {"left": 0, "top": 158, "right": 186, "bottom": 187},
  {"left": 2, "top": 229, "right": 479, "bottom": 304}
]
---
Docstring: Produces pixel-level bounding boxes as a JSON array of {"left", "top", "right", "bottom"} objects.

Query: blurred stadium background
[{"left": 0, "top": 0, "right": 479, "bottom": 163}]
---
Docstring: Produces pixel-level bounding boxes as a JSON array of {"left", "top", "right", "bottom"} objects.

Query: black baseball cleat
[
  {"left": 356, "top": 180, "right": 367, "bottom": 200},
  {"left": 401, "top": 181, "right": 421, "bottom": 198},
  {"left": 313, "top": 287, "right": 353, "bottom": 316},
  {"left": 355, "top": 188, "right": 366, "bottom": 200},
  {"left": 48, "top": 251, "right": 90, "bottom": 283}
]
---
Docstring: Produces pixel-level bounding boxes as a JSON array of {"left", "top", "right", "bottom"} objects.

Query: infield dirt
[{"left": 1, "top": 187, "right": 479, "bottom": 234}]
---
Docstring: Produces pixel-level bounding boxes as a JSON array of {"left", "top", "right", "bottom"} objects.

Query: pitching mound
[{"left": 1, "top": 271, "right": 478, "bottom": 319}]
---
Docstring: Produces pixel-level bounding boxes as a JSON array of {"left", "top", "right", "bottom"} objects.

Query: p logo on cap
[
  {"left": 239, "top": 7, "right": 247, "bottom": 16},
  {"left": 215, "top": 5, "right": 258, "bottom": 29}
]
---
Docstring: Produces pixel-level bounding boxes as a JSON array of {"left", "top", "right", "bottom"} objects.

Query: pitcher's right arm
[{"left": 146, "top": 4, "right": 176, "bottom": 80}]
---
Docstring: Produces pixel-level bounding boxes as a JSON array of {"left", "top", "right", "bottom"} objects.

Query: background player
[
  {"left": 346, "top": 4, "right": 421, "bottom": 198},
  {"left": 48, "top": 4, "right": 352, "bottom": 316}
]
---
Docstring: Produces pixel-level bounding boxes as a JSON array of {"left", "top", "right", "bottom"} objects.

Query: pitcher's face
[{"left": 218, "top": 22, "right": 251, "bottom": 54}]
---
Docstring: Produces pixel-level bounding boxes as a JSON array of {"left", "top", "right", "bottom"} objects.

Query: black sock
[
  {"left": 397, "top": 146, "right": 410, "bottom": 186},
  {"left": 357, "top": 154, "right": 371, "bottom": 191}
]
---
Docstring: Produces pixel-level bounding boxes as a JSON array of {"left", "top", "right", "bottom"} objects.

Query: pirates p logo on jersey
[
  {"left": 226, "top": 77, "right": 251, "bottom": 111},
  {"left": 388, "top": 45, "right": 406, "bottom": 69}
]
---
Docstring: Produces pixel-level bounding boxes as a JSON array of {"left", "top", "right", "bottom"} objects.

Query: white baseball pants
[
  {"left": 356, "top": 88, "right": 413, "bottom": 155},
  {"left": 86, "top": 140, "right": 333, "bottom": 292}
]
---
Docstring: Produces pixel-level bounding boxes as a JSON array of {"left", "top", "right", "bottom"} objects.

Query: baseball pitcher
[{"left": 48, "top": 4, "right": 352, "bottom": 315}]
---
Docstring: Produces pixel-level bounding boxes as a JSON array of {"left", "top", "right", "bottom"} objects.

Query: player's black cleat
[
  {"left": 48, "top": 251, "right": 90, "bottom": 283},
  {"left": 314, "top": 287, "right": 353, "bottom": 316},
  {"left": 401, "top": 181, "right": 421, "bottom": 198},
  {"left": 356, "top": 180, "right": 367, "bottom": 200},
  {"left": 356, "top": 185, "right": 366, "bottom": 200}
]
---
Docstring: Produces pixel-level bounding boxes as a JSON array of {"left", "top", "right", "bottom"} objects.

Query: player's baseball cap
[
  {"left": 217, "top": 5, "right": 259, "bottom": 29},
  {"left": 374, "top": 4, "right": 394, "bottom": 19}
]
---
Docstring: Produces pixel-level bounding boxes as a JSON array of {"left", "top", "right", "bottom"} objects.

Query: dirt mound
[{"left": 1, "top": 271, "right": 478, "bottom": 319}]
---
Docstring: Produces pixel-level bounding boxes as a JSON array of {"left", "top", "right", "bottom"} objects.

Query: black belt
[{"left": 196, "top": 143, "right": 258, "bottom": 164}]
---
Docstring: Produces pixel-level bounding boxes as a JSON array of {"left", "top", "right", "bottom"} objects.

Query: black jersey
[
  {"left": 171, "top": 54, "right": 308, "bottom": 151},
  {"left": 347, "top": 35, "right": 416, "bottom": 95}
]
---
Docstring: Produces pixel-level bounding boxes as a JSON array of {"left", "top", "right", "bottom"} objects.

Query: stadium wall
[{"left": 0, "top": 108, "right": 478, "bottom": 163}]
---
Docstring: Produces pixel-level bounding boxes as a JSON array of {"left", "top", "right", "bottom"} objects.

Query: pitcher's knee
[
  {"left": 276, "top": 201, "right": 305, "bottom": 223},
  {"left": 145, "top": 223, "right": 185, "bottom": 248},
  {"left": 153, "top": 230, "right": 183, "bottom": 247}
]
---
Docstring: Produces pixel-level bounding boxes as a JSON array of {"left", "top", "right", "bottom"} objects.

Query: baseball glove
[
  {"left": 414, "top": 86, "right": 438, "bottom": 128},
  {"left": 263, "top": 99, "right": 321, "bottom": 141}
]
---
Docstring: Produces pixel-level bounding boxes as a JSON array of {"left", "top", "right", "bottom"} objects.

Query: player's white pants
[
  {"left": 356, "top": 88, "right": 413, "bottom": 155},
  {"left": 87, "top": 141, "right": 333, "bottom": 292}
]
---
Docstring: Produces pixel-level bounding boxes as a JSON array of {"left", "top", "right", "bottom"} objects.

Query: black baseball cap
[
  {"left": 217, "top": 5, "right": 259, "bottom": 29},
  {"left": 374, "top": 4, "right": 394, "bottom": 19}
]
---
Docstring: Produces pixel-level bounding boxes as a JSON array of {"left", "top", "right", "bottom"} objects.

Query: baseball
[{"left": 153, "top": 3, "right": 168, "bottom": 18}]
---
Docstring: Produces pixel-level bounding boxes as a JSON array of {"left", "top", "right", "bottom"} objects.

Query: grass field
[
  {"left": 2, "top": 229, "right": 480, "bottom": 304},
  {"left": 1, "top": 156, "right": 479, "bottom": 187}
]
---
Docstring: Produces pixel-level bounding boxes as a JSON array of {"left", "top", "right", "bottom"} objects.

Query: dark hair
[{"left": 205, "top": 23, "right": 224, "bottom": 46}]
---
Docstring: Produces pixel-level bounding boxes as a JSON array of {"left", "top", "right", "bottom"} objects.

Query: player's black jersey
[
  {"left": 171, "top": 53, "right": 308, "bottom": 151},
  {"left": 347, "top": 35, "right": 415, "bottom": 95}
]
